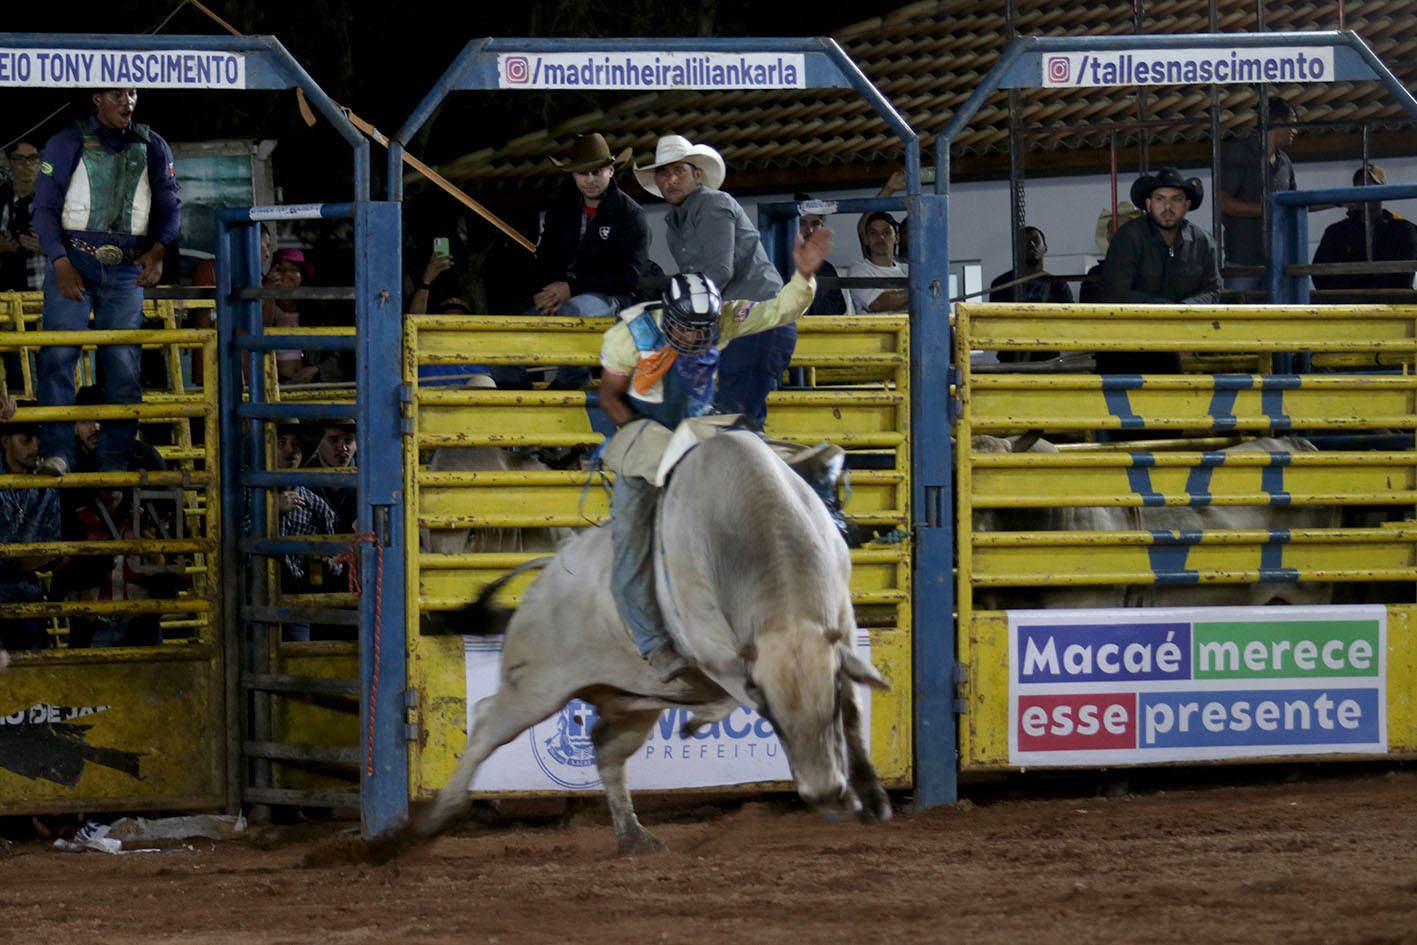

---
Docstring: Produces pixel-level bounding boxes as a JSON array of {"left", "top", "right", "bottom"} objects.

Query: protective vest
[
  {"left": 60, "top": 121, "right": 153, "bottom": 236},
  {"left": 621, "top": 303, "right": 720, "bottom": 429}
]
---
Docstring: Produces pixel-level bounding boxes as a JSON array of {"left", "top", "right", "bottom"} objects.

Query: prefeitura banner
[
  {"left": 1008, "top": 605, "right": 1387, "bottom": 767},
  {"left": 461, "top": 632, "right": 872, "bottom": 791}
]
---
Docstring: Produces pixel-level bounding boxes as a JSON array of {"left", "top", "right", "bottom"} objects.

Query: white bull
[
  {"left": 970, "top": 434, "right": 1339, "bottom": 608},
  {"left": 418, "top": 432, "right": 891, "bottom": 854}
]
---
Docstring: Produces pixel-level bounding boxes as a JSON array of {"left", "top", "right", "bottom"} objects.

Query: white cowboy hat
[{"left": 633, "top": 134, "right": 726, "bottom": 198}]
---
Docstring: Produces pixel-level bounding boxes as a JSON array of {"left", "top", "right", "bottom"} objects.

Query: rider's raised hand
[{"left": 794, "top": 225, "right": 833, "bottom": 279}]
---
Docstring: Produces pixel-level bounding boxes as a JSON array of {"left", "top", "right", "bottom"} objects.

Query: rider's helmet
[{"left": 660, "top": 272, "right": 721, "bottom": 356}]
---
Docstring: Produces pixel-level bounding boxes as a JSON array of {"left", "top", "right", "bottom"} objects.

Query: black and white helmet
[{"left": 661, "top": 272, "right": 721, "bottom": 355}]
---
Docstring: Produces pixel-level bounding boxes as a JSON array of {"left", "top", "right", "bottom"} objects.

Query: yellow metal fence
[
  {"left": 403, "top": 311, "right": 914, "bottom": 796},
  {"left": 954, "top": 301, "right": 1417, "bottom": 770}
]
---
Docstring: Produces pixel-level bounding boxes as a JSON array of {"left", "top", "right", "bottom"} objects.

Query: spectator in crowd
[
  {"left": 0, "top": 141, "right": 44, "bottom": 292},
  {"left": 272, "top": 419, "right": 339, "bottom": 641},
  {"left": 1097, "top": 166, "right": 1220, "bottom": 374},
  {"left": 49, "top": 386, "right": 171, "bottom": 647},
  {"left": 31, "top": 88, "right": 181, "bottom": 477},
  {"left": 263, "top": 248, "right": 320, "bottom": 384},
  {"left": 1311, "top": 164, "right": 1417, "bottom": 294},
  {"left": 407, "top": 245, "right": 454, "bottom": 323},
  {"left": 796, "top": 194, "right": 847, "bottom": 316},
  {"left": 857, "top": 168, "right": 907, "bottom": 259},
  {"left": 301, "top": 418, "right": 357, "bottom": 534},
  {"left": 492, "top": 134, "right": 648, "bottom": 391},
  {"left": 2, "top": 141, "right": 45, "bottom": 391},
  {"left": 635, "top": 134, "right": 790, "bottom": 425},
  {"left": 412, "top": 288, "right": 494, "bottom": 387},
  {"left": 989, "top": 225, "right": 1073, "bottom": 361},
  {"left": 1219, "top": 96, "right": 1298, "bottom": 291},
  {"left": 1081, "top": 202, "right": 1144, "bottom": 303},
  {"left": 848, "top": 211, "right": 909, "bottom": 314},
  {"left": 0, "top": 403, "right": 59, "bottom": 652}
]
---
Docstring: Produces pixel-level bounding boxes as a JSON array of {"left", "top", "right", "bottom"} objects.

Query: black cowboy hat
[
  {"left": 548, "top": 133, "right": 632, "bottom": 174},
  {"left": 0, "top": 400, "right": 40, "bottom": 438},
  {"left": 1130, "top": 166, "right": 1204, "bottom": 211}
]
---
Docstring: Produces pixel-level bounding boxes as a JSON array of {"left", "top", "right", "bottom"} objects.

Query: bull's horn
[{"left": 839, "top": 645, "right": 890, "bottom": 691}]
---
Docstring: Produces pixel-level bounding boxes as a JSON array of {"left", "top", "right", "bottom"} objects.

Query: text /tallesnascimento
[{"left": 1073, "top": 51, "right": 1326, "bottom": 86}]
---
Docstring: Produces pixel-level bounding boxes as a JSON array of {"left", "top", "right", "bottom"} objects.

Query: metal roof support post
[
  {"left": 216, "top": 219, "right": 263, "bottom": 816},
  {"left": 908, "top": 191, "right": 957, "bottom": 807},
  {"left": 355, "top": 201, "right": 409, "bottom": 834}
]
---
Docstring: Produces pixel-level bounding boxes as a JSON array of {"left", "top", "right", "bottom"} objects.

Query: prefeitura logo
[{"left": 530, "top": 698, "right": 601, "bottom": 789}]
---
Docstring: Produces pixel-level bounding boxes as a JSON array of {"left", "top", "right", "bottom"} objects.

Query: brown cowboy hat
[{"left": 548, "top": 133, "right": 632, "bottom": 174}]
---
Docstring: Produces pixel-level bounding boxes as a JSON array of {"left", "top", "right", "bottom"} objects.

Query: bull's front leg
[
  {"left": 840, "top": 673, "right": 892, "bottom": 824},
  {"left": 591, "top": 708, "right": 664, "bottom": 855}
]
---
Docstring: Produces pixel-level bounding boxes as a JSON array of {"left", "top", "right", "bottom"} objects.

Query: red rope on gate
[{"left": 339, "top": 532, "right": 384, "bottom": 776}]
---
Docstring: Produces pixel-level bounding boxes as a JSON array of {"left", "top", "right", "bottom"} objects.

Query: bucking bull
[{"left": 417, "top": 431, "right": 892, "bottom": 854}]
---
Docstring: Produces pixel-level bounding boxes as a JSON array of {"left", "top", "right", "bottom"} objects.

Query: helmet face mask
[{"left": 661, "top": 272, "right": 721, "bottom": 356}]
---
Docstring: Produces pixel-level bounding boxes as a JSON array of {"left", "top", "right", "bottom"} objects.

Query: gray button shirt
[{"left": 665, "top": 186, "right": 783, "bottom": 301}]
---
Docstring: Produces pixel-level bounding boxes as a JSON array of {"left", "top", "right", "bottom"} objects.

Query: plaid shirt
[{"left": 278, "top": 486, "right": 339, "bottom": 581}]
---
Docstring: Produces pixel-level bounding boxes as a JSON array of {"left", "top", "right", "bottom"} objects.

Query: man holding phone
[{"left": 493, "top": 133, "right": 649, "bottom": 390}]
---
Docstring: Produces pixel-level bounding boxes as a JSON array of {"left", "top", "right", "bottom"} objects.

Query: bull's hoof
[
  {"left": 411, "top": 794, "right": 466, "bottom": 838},
  {"left": 616, "top": 826, "right": 667, "bottom": 856},
  {"left": 856, "top": 788, "right": 893, "bottom": 825}
]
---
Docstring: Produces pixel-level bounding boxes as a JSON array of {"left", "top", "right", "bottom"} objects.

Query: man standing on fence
[{"left": 30, "top": 87, "right": 181, "bottom": 477}]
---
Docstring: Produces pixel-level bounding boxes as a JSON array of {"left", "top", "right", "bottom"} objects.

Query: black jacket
[
  {"left": 1312, "top": 209, "right": 1417, "bottom": 292},
  {"left": 532, "top": 179, "right": 650, "bottom": 309},
  {"left": 1099, "top": 215, "right": 1221, "bottom": 306}
]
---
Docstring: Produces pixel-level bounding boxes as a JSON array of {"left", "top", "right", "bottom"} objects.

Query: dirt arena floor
[{"left": 3, "top": 765, "right": 1416, "bottom": 945}]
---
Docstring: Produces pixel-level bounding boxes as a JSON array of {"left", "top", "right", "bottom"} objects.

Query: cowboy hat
[
  {"left": 1130, "top": 166, "right": 1204, "bottom": 212},
  {"left": 1095, "top": 201, "right": 1145, "bottom": 253},
  {"left": 548, "top": 133, "right": 632, "bottom": 174},
  {"left": 633, "top": 134, "right": 726, "bottom": 198}
]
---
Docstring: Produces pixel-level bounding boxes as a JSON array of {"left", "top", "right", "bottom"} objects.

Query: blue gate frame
[
  {"left": 394, "top": 37, "right": 959, "bottom": 808},
  {"left": 0, "top": 32, "right": 407, "bottom": 835}
]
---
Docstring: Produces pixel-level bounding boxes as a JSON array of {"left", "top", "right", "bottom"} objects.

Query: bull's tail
[{"left": 420, "top": 555, "right": 554, "bottom": 637}]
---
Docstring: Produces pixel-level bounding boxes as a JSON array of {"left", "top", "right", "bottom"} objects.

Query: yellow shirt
[{"left": 599, "top": 271, "right": 817, "bottom": 378}]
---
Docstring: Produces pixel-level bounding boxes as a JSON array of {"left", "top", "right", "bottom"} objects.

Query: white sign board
[
  {"left": 462, "top": 632, "right": 871, "bottom": 791},
  {"left": 1008, "top": 605, "right": 1387, "bottom": 767}
]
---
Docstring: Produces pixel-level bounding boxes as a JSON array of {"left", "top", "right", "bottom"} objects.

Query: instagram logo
[
  {"left": 1046, "top": 56, "right": 1070, "bottom": 83},
  {"left": 504, "top": 56, "right": 530, "bottom": 84}
]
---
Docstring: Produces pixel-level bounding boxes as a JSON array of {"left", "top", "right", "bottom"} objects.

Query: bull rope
[{"left": 336, "top": 532, "right": 384, "bottom": 776}]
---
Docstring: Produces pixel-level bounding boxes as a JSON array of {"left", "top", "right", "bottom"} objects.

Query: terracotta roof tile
[{"left": 430, "top": 0, "right": 1417, "bottom": 192}]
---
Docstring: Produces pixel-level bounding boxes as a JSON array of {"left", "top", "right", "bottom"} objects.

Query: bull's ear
[{"left": 839, "top": 645, "right": 890, "bottom": 691}]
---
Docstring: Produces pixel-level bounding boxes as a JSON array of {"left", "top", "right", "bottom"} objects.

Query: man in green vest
[{"left": 31, "top": 87, "right": 181, "bottom": 476}]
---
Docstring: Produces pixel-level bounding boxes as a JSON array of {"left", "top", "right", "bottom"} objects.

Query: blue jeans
[
  {"left": 610, "top": 473, "right": 667, "bottom": 656},
  {"left": 38, "top": 251, "right": 145, "bottom": 471},
  {"left": 490, "top": 292, "right": 618, "bottom": 389},
  {"left": 714, "top": 324, "right": 797, "bottom": 425}
]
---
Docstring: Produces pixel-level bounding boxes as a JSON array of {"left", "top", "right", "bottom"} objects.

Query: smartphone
[{"left": 433, "top": 237, "right": 450, "bottom": 256}]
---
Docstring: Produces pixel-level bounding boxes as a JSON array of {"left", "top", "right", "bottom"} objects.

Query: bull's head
[{"left": 747, "top": 626, "right": 889, "bottom": 820}]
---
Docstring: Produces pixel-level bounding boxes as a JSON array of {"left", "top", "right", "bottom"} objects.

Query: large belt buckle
[{"left": 94, "top": 244, "right": 124, "bottom": 265}]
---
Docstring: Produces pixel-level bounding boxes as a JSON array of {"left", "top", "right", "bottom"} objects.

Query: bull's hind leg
[
  {"left": 591, "top": 708, "right": 664, "bottom": 855},
  {"left": 418, "top": 685, "right": 568, "bottom": 837},
  {"left": 840, "top": 675, "right": 891, "bottom": 824}
]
